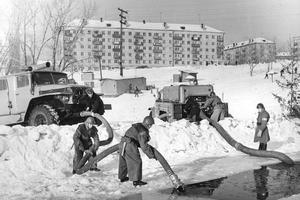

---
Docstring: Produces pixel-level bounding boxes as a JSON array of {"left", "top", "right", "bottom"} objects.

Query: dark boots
[
  {"left": 259, "top": 143, "right": 267, "bottom": 151},
  {"left": 133, "top": 180, "right": 147, "bottom": 186}
]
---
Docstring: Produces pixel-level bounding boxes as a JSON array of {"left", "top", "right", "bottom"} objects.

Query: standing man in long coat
[
  {"left": 118, "top": 116, "right": 156, "bottom": 186},
  {"left": 254, "top": 103, "right": 270, "bottom": 151}
]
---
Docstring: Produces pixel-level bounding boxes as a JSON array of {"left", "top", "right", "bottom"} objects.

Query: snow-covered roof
[
  {"left": 68, "top": 19, "right": 224, "bottom": 33},
  {"left": 224, "top": 37, "right": 274, "bottom": 50}
]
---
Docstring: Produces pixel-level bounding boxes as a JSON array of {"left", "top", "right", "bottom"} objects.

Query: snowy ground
[{"left": 1, "top": 63, "right": 300, "bottom": 199}]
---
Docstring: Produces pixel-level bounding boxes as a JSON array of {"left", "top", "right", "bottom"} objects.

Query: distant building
[
  {"left": 63, "top": 19, "right": 225, "bottom": 71},
  {"left": 224, "top": 38, "right": 276, "bottom": 65}
]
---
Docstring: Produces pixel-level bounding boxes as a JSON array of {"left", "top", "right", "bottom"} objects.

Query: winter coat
[
  {"left": 254, "top": 110, "right": 270, "bottom": 144},
  {"left": 203, "top": 95, "right": 224, "bottom": 110},
  {"left": 73, "top": 123, "right": 100, "bottom": 152},
  {"left": 122, "top": 123, "right": 155, "bottom": 159},
  {"left": 80, "top": 93, "right": 105, "bottom": 115}
]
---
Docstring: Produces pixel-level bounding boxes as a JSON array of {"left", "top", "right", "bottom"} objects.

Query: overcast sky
[
  {"left": 0, "top": 0, "right": 299, "bottom": 50},
  {"left": 94, "top": 0, "right": 300, "bottom": 50}
]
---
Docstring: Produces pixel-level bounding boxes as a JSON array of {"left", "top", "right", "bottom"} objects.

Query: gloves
[{"left": 257, "top": 130, "right": 263, "bottom": 137}]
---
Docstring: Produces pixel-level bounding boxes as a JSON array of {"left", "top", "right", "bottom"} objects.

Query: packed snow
[{"left": 1, "top": 63, "right": 300, "bottom": 199}]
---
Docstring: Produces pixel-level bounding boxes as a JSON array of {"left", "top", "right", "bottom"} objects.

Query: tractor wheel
[{"left": 28, "top": 105, "right": 60, "bottom": 126}]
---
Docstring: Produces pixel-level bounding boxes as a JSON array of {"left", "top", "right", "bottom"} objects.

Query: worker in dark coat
[
  {"left": 80, "top": 88, "right": 105, "bottom": 125},
  {"left": 73, "top": 117, "right": 100, "bottom": 173},
  {"left": 254, "top": 103, "right": 270, "bottom": 151},
  {"left": 202, "top": 92, "right": 225, "bottom": 122},
  {"left": 118, "top": 116, "right": 156, "bottom": 186},
  {"left": 184, "top": 96, "right": 200, "bottom": 122}
]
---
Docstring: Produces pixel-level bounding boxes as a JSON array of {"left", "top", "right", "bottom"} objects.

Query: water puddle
[{"left": 120, "top": 162, "right": 300, "bottom": 200}]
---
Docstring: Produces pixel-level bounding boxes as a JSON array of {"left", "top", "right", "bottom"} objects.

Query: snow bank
[{"left": 1, "top": 116, "right": 299, "bottom": 198}]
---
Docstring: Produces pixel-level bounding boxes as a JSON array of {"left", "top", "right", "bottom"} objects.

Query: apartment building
[
  {"left": 63, "top": 19, "right": 225, "bottom": 71},
  {"left": 224, "top": 38, "right": 276, "bottom": 65}
]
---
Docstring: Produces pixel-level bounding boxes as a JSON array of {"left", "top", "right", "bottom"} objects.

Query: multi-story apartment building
[
  {"left": 63, "top": 19, "right": 225, "bottom": 71},
  {"left": 224, "top": 38, "right": 276, "bottom": 65}
]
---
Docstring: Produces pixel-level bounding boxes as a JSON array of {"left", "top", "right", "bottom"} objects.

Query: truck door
[
  {"left": 0, "top": 78, "right": 10, "bottom": 115},
  {"left": 13, "top": 74, "right": 32, "bottom": 114}
]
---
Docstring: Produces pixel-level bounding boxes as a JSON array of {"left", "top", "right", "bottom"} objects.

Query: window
[
  {"left": 206, "top": 55, "right": 209, "bottom": 59},
  {"left": 114, "top": 60, "right": 118, "bottom": 63},
  {"left": 108, "top": 31, "right": 111, "bottom": 35},
  {"left": 149, "top": 47, "right": 152, "bottom": 50},
  {"left": 129, "top": 53, "right": 132, "bottom": 56},
  {"left": 206, "top": 48, "right": 209, "bottom": 52},
  {"left": 102, "top": 60, "right": 105, "bottom": 63},
  {"left": 212, "top": 42, "right": 215, "bottom": 45},
  {"left": 108, "top": 53, "right": 111, "bottom": 56},
  {"left": 88, "top": 38, "right": 91, "bottom": 41},
  {"left": 149, "top": 40, "right": 152, "bottom": 43},
  {"left": 169, "top": 40, "right": 172, "bottom": 44},
  {"left": 212, "top": 35, "right": 215, "bottom": 39},
  {"left": 88, "top": 45, "right": 91, "bottom": 49},
  {"left": 0, "top": 79, "right": 8, "bottom": 90},
  {"left": 17, "top": 75, "right": 29, "bottom": 88},
  {"left": 73, "top": 52, "right": 77, "bottom": 55},
  {"left": 81, "top": 45, "right": 84, "bottom": 48},
  {"left": 81, "top": 52, "right": 84, "bottom": 56},
  {"left": 129, "top": 32, "right": 132, "bottom": 36},
  {"left": 108, "top": 60, "right": 111, "bottom": 63},
  {"left": 169, "top": 33, "right": 172, "bottom": 37},
  {"left": 129, "top": 46, "right": 132, "bottom": 49},
  {"left": 80, "top": 38, "right": 84, "bottom": 41},
  {"left": 108, "top": 45, "right": 111, "bottom": 49},
  {"left": 129, "top": 60, "right": 132, "bottom": 64},
  {"left": 88, "top": 52, "right": 91, "bottom": 56},
  {"left": 206, "top": 35, "right": 209, "bottom": 39},
  {"left": 143, "top": 32, "right": 146, "bottom": 36},
  {"left": 212, "top": 48, "right": 215, "bottom": 52},
  {"left": 148, "top": 33, "right": 152, "bottom": 36},
  {"left": 129, "top": 39, "right": 132, "bottom": 43},
  {"left": 94, "top": 59, "right": 98, "bottom": 62},
  {"left": 187, "top": 41, "right": 190, "bottom": 45},
  {"left": 87, "top": 30, "right": 91, "bottom": 34},
  {"left": 162, "top": 33, "right": 165, "bottom": 37},
  {"left": 187, "top": 48, "right": 190, "bottom": 51}
]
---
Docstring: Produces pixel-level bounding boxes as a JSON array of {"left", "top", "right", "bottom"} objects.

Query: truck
[
  {"left": 150, "top": 84, "right": 228, "bottom": 122},
  {"left": 0, "top": 65, "right": 110, "bottom": 126}
]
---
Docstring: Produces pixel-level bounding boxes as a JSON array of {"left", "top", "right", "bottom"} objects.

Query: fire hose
[
  {"left": 74, "top": 112, "right": 185, "bottom": 191},
  {"left": 200, "top": 111, "right": 294, "bottom": 165}
]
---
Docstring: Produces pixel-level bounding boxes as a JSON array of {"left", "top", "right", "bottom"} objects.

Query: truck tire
[{"left": 28, "top": 105, "right": 60, "bottom": 126}]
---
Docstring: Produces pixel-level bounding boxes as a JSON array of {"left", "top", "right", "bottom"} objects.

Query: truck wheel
[{"left": 28, "top": 105, "right": 60, "bottom": 126}]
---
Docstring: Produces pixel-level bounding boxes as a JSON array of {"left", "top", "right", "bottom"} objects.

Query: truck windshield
[{"left": 32, "top": 72, "right": 68, "bottom": 85}]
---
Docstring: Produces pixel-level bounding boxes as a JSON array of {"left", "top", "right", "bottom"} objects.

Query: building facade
[
  {"left": 63, "top": 19, "right": 225, "bottom": 71},
  {"left": 224, "top": 38, "right": 276, "bottom": 65}
]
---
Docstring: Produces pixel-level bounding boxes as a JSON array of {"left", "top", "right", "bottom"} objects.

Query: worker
[
  {"left": 134, "top": 86, "right": 139, "bottom": 97},
  {"left": 184, "top": 96, "right": 200, "bottom": 122},
  {"left": 118, "top": 116, "right": 156, "bottom": 186},
  {"left": 202, "top": 91, "right": 225, "bottom": 122},
  {"left": 73, "top": 117, "right": 100, "bottom": 173},
  {"left": 254, "top": 103, "right": 270, "bottom": 151},
  {"left": 80, "top": 88, "right": 105, "bottom": 125}
]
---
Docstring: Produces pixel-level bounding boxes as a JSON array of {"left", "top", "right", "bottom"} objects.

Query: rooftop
[
  {"left": 68, "top": 19, "right": 224, "bottom": 33},
  {"left": 224, "top": 37, "right": 274, "bottom": 50}
]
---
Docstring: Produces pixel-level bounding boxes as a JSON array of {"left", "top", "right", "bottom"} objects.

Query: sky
[
  {"left": 93, "top": 0, "right": 300, "bottom": 50},
  {"left": 0, "top": 0, "right": 299, "bottom": 50}
]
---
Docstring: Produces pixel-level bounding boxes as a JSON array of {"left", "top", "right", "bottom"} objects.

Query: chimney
[
  {"left": 163, "top": 22, "right": 167, "bottom": 28},
  {"left": 100, "top": 18, "right": 103, "bottom": 22},
  {"left": 201, "top": 23, "right": 204, "bottom": 29},
  {"left": 142, "top": 20, "right": 146, "bottom": 24}
]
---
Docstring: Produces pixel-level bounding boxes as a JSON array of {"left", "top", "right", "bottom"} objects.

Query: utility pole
[{"left": 118, "top": 8, "right": 128, "bottom": 76}]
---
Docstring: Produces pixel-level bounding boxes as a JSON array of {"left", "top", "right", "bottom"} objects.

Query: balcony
[
  {"left": 113, "top": 54, "right": 121, "bottom": 59},
  {"left": 174, "top": 43, "right": 183, "bottom": 47},
  {"left": 153, "top": 35, "right": 162, "bottom": 40},
  {"left": 153, "top": 42, "right": 162, "bottom": 46},
  {"left": 192, "top": 50, "right": 200, "bottom": 54},
  {"left": 192, "top": 36, "right": 200, "bottom": 41},
  {"left": 92, "top": 39, "right": 102, "bottom": 45},
  {"left": 134, "top": 41, "right": 143, "bottom": 46},
  {"left": 154, "top": 56, "right": 162, "bottom": 60},
  {"left": 153, "top": 49, "right": 163, "bottom": 53},
  {"left": 113, "top": 47, "right": 121, "bottom": 52},
  {"left": 217, "top": 37, "right": 224, "bottom": 42},
  {"left": 173, "top": 35, "right": 183, "bottom": 40},
  {"left": 191, "top": 43, "right": 200, "bottom": 47},
  {"left": 134, "top": 48, "right": 143, "bottom": 53},
  {"left": 174, "top": 57, "right": 182, "bottom": 61},
  {"left": 64, "top": 31, "right": 73, "bottom": 37},
  {"left": 112, "top": 32, "right": 121, "bottom": 38},
  {"left": 135, "top": 54, "right": 143, "bottom": 60},
  {"left": 134, "top": 34, "right": 143, "bottom": 39},
  {"left": 113, "top": 40, "right": 121, "bottom": 45},
  {"left": 92, "top": 33, "right": 101, "bottom": 38}
]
